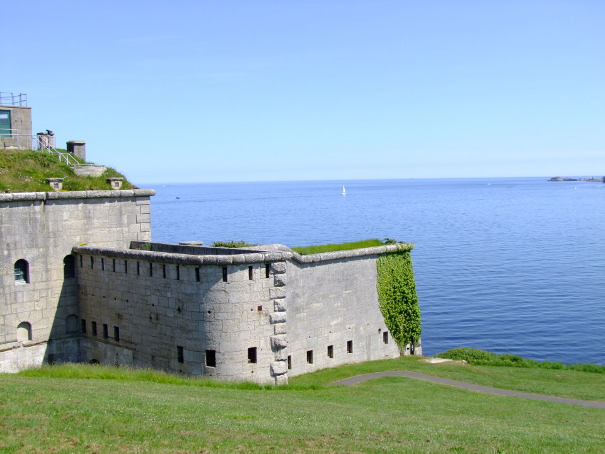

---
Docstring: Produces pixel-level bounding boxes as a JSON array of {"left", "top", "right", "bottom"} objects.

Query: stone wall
[
  {"left": 73, "top": 246, "right": 286, "bottom": 384},
  {"left": 0, "top": 190, "right": 154, "bottom": 372},
  {"left": 285, "top": 249, "right": 401, "bottom": 376}
]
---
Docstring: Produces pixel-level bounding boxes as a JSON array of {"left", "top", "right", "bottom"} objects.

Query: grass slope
[
  {"left": 1, "top": 357, "right": 604, "bottom": 453},
  {"left": 0, "top": 149, "right": 134, "bottom": 192},
  {"left": 292, "top": 239, "right": 392, "bottom": 255}
]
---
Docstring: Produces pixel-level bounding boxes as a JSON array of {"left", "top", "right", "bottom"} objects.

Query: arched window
[
  {"left": 17, "top": 322, "right": 32, "bottom": 342},
  {"left": 63, "top": 255, "right": 76, "bottom": 279},
  {"left": 14, "top": 259, "right": 29, "bottom": 283},
  {"left": 66, "top": 314, "right": 78, "bottom": 334}
]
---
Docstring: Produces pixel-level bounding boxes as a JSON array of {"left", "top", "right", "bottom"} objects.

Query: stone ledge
[{"left": 0, "top": 189, "right": 155, "bottom": 202}]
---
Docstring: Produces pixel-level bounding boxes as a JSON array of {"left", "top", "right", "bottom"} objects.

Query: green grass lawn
[
  {"left": 1, "top": 357, "right": 604, "bottom": 453},
  {"left": 0, "top": 149, "right": 134, "bottom": 192},
  {"left": 292, "top": 239, "right": 399, "bottom": 255}
]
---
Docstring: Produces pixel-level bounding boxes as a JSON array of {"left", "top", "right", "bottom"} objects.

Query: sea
[{"left": 148, "top": 177, "right": 605, "bottom": 365}]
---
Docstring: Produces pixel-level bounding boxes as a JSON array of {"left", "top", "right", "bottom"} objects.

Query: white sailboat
[{"left": 342, "top": 185, "right": 347, "bottom": 196}]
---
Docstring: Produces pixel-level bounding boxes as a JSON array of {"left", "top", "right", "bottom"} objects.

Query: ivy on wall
[{"left": 376, "top": 245, "right": 422, "bottom": 350}]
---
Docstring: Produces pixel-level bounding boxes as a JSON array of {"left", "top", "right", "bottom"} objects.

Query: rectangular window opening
[
  {"left": 347, "top": 340, "right": 353, "bottom": 354},
  {"left": 176, "top": 265, "right": 180, "bottom": 280},
  {"left": 114, "top": 326, "right": 120, "bottom": 342},
  {"left": 103, "top": 324, "right": 108, "bottom": 339},
  {"left": 306, "top": 350, "right": 313, "bottom": 364},
  {"left": 265, "top": 263, "right": 270, "bottom": 278},
  {"left": 177, "top": 346, "right": 184, "bottom": 363},
  {"left": 80, "top": 255, "right": 83, "bottom": 267},
  {"left": 195, "top": 267, "right": 200, "bottom": 282},
  {"left": 222, "top": 267, "right": 228, "bottom": 282},
  {"left": 124, "top": 260, "right": 128, "bottom": 273},
  {"left": 136, "top": 261, "right": 140, "bottom": 275},
  {"left": 112, "top": 259, "right": 116, "bottom": 272},
  {"left": 287, "top": 355, "right": 292, "bottom": 370},
  {"left": 248, "top": 347, "right": 257, "bottom": 363},
  {"left": 248, "top": 266, "right": 253, "bottom": 280},
  {"left": 383, "top": 331, "right": 389, "bottom": 344},
  {"left": 162, "top": 264, "right": 167, "bottom": 279},
  {"left": 90, "top": 256, "right": 94, "bottom": 268},
  {"left": 101, "top": 257, "right": 105, "bottom": 271},
  {"left": 81, "top": 319, "right": 87, "bottom": 334},
  {"left": 92, "top": 321, "right": 97, "bottom": 337},
  {"left": 327, "top": 345, "right": 334, "bottom": 358},
  {"left": 149, "top": 262, "right": 153, "bottom": 277},
  {"left": 205, "top": 349, "right": 216, "bottom": 367}
]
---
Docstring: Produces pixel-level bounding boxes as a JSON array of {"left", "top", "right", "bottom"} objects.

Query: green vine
[{"left": 376, "top": 245, "right": 421, "bottom": 351}]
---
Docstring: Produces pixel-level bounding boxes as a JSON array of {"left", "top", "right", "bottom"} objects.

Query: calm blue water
[{"left": 149, "top": 178, "right": 605, "bottom": 365}]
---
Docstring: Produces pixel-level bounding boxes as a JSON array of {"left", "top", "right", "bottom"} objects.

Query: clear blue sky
[{"left": 4, "top": 1, "right": 604, "bottom": 183}]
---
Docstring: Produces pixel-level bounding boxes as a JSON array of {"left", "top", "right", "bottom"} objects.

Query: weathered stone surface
[
  {"left": 273, "top": 274, "right": 286, "bottom": 287},
  {"left": 274, "top": 299, "right": 287, "bottom": 312},
  {"left": 269, "top": 312, "right": 286, "bottom": 324},
  {"left": 271, "top": 335, "right": 288, "bottom": 349},
  {"left": 271, "top": 360, "right": 288, "bottom": 376}
]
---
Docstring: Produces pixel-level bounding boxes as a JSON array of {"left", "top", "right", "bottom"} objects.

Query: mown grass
[
  {"left": 292, "top": 238, "right": 395, "bottom": 255},
  {"left": 1, "top": 356, "right": 604, "bottom": 453},
  {"left": 0, "top": 149, "right": 134, "bottom": 192}
]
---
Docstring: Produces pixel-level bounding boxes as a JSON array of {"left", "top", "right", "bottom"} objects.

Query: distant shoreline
[{"left": 548, "top": 176, "right": 604, "bottom": 182}]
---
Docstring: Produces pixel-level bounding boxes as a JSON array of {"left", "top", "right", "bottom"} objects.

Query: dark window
[
  {"left": 0, "top": 110, "right": 11, "bottom": 137},
  {"left": 63, "top": 255, "right": 76, "bottom": 278},
  {"left": 90, "top": 256, "right": 94, "bottom": 268},
  {"left": 205, "top": 350, "right": 216, "bottom": 367},
  {"left": 248, "top": 347, "right": 257, "bottom": 363},
  {"left": 195, "top": 267, "right": 200, "bottom": 282},
  {"left": 177, "top": 346, "right": 184, "bottom": 363},
  {"left": 112, "top": 259, "right": 116, "bottom": 272},
  {"left": 103, "top": 324, "right": 108, "bottom": 339},
  {"left": 347, "top": 340, "right": 353, "bottom": 354},
  {"left": 149, "top": 262, "right": 153, "bottom": 277},
  {"left": 265, "top": 263, "right": 270, "bottom": 278},
  {"left": 287, "top": 355, "right": 292, "bottom": 370},
  {"left": 327, "top": 345, "right": 334, "bottom": 358},
  {"left": 222, "top": 267, "right": 228, "bottom": 282},
  {"left": 81, "top": 319, "right": 87, "bottom": 334},
  {"left": 136, "top": 261, "right": 140, "bottom": 275},
  {"left": 248, "top": 266, "right": 253, "bottom": 280},
  {"left": 80, "top": 255, "right": 83, "bottom": 267},
  {"left": 307, "top": 350, "right": 313, "bottom": 364},
  {"left": 162, "top": 264, "right": 166, "bottom": 278},
  {"left": 14, "top": 259, "right": 29, "bottom": 283},
  {"left": 92, "top": 321, "right": 98, "bottom": 336},
  {"left": 124, "top": 260, "right": 128, "bottom": 273},
  {"left": 101, "top": 257, "right": 105, "bottom": 271},
  {"left": 176, "top": 265, "right": 180, "bottom": 280},
  {"left": 114, "top": 326, "right": 120, "bottom": 342},
  {"left": 383, "top": 331, "right": 389, "bottom": 344}
]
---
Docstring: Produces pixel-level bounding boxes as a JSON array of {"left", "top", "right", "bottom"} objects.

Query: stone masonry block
[
  {"left": 273, "top": 274, "right": 286, "bottom": 287},
  {"left": 269, "top": 287, "right": 285, "bottom": 300},
  {"left": 274, "top": 374, "right": 289, "bottom": 386},
  {"left": 136, "top": 214, "right": 150, "bottom": 224},
  {"left": 271, "top": 360, "right": 288, "bottom": 376},
  {"left": 274, "top": 299, "right": 287, "bottom": 312},
  {"left": 274, "top": 348, "right": 289, "bottom": 361},
  {"left": 274, "top": 323, "right": 287, "bottom": 335},
  {"left": 269, "top": 312, "right": 286, "bottom": 324},
  {"left": 270, "top": 334, "right": 288, "bottom": 349},
  {"left": 271, "top": 262, "right": 286, "bottom": 274}
]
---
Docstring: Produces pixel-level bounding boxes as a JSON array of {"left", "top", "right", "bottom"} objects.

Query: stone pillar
[
  {"left": 46, "top": 178, "right": 64, "bottom": 191},
  {"left": 66, "top": 140, "right": 86, "bottom": 161},
  {"left": 107, "top": 178, "right": 123, "bottom": 190},
  {"left": 37, "top": 131, "right": 55, "bottom": 149}
]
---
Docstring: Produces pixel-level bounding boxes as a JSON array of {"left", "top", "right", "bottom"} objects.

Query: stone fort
[{"left": 0, "top": 97, "right": 419, "bottom": 385}]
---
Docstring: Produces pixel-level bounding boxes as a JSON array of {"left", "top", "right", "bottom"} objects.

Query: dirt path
[{"left": 332, "top": 370, "right": 605, "bottom": 409}]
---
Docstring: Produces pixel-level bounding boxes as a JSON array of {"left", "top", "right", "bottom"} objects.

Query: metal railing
[
  {"left": 1, "top": 132, "right": 92, "bottom": 166},
  {"left": 0, "top": 92, "right": 28, "bottom": 106}
]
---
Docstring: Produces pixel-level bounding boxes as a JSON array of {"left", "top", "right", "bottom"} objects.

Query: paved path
[{"left": 332, "top": 371, "right": 605, "bottom": 409}]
